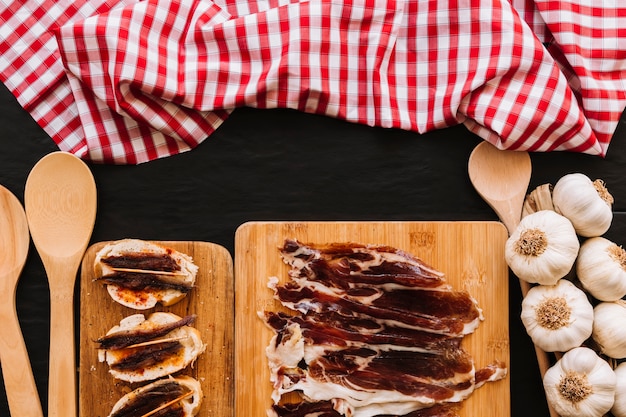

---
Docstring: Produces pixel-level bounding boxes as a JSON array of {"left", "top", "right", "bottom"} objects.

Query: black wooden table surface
[{"left": 2, "top": 82, "right": 626, "bottom": 416}]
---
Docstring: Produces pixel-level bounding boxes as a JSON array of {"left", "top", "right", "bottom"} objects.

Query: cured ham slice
[
  {"left": 280, "top": 240, "right": 449, "bottom": 290},
  {"left": 271, "top": 283, "right": 482, "bottom": 337},
  {"left": 275, "top": 241, "right": 483, "bottom": 336},
  {"left": 270, "top": 401, "right": 461, "bottom": 417},
  {"left": 262, "top": 240, "right": 506, "bottom": 417},
  {"left": 263, "top": 311, "right": 462, "bottom": 353}
]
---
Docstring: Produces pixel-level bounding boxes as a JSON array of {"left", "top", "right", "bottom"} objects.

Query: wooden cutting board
[
  {"left": 234, "top": 221, "right": 510, "bottom": 417},
  {"left": 78, "top": 241, "right": 234, "bottom": 417}
]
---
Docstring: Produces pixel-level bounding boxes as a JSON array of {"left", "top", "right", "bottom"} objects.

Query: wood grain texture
[
  {"left": 0, "top": 186, "right": 43, "bottom": 417},
  {"left": 234, "top": 221, "right": 510, "bottom": 417},
  {"left": 78, "top": 241, "right": 234, "bottom": 417},
  {"left": 25, "top": 151, "right": 97, "bottom": 417},
  {"left": 468, "top": 141, "right": 531, "bottom": 236}
]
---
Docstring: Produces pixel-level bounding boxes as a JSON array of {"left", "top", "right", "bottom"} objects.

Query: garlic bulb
[
  {"left": 520, "top": 279, "right": 593, "bottom": 352},
  {"left": 576, "top": 236, "right": 626, "bottom": 301},
  {"left": 611, "top": 362, "right": 626, "bottom": 417},
  {"left": 543, "top": 346, "right": 616, "bottom": 417},
  {"left": 505, "top": 210, "right": 579, "bottom": 285},
  {"left": 592, "top": 300, "right": 626, "bottom": 359},
  {"left": 552, "top": 173, "right": 613, "bottom": 237}
]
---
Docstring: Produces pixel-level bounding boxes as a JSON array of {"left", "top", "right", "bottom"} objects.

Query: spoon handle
[
  {"left": 45, "top": 263, "right": 79, "bottom": 417},
  {"left": 0, "top": 281, "right": 43, "bottom": 417}
]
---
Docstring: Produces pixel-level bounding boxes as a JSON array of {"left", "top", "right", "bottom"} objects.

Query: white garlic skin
[
  {"left": 520, "top": 279, "right": 593, "bottom": 352},
  {"left": 543, "top": 346, "right": 616, "bottom": 417},
  {"left": 576, "top": 236, "right": 626, "bottom": 301},
  {"left": 505, "top": 210, "right": 579, "bottom": 285},
  {"left": 592, "top": 300, "right": 626, "bottom": 359},
  {"left": 552, "top": 173, "right": 613, "bottom": 238},
  {"left": 612, "top": 362, "right": 626, "bottom": 417}
]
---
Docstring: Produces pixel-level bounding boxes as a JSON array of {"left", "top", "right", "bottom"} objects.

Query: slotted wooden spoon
[
  {"left": 24, "top": 152, "right": 97, "bottom": 417},
  {"left": 468, "top": 141, "right": 558, "bottom": 417},
  {"left": 0, "top": 185, "right": 43, "bottom": 417}
]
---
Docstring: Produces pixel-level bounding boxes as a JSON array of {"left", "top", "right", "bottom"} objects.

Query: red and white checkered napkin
[{"left": 1, "top": 0, "right": 625, "bottom": 164}]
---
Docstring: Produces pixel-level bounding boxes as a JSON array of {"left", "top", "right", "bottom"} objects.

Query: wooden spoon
[
  {"left": 468, "top": 141, "right": 559, "bottom": 417},
  {"left": 468, "top": 141, "right": 531, "bottom": 235},
  {"left": 0, "top": 185, "right": 43, "bottom": 417},
  {"left": 24, "top": 152, "right": 97, "bottom": 417}
]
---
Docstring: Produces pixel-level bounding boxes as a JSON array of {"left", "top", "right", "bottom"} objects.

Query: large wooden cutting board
[
  {"left": 79, "top": 241, "right": 234, "bottom": 417},
  {"left": 234, "top": 221, "right": 510, "bottom": 417}
]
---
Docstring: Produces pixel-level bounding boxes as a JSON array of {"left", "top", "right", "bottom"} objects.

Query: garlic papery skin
[
  {"left": 543, "top": 346, "right": 616, "bottom": 417},
  {"left": 612, "top": 362, "right": 626, "bottom": 417},
  {"left": 552, "top": 173, "right": 613, "bottom": 238},
  {"left": 576, "top": 236, "right": 626, "bottom": 302},
  {"left": 521, "top": 279, "right": 594, "bottom": 352},
  {"left": 592, "top": 300, "right": 626, "bottom": 359},
  {"left": 505, "top": 210, "right": 579, "bottom": 285}
]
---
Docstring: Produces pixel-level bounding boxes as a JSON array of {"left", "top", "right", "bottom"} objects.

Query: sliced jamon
[
  {"left": 264, "top": 317, "right": 505, "bottom": 417},
  {"left": 270, "top": 401, "right": 461, "bottom": 417},
  {"left": 263, "top": 311, "right": 462, "bottom": 353},
  {"left": 274, "top": 240, "right": 483, "bottom": 337},
  {"left": 280, "top": 240, "right": 449, "bottom": 290},
  {"left": 263, "top": 240, "right": 507, "bottom": 417},
  {"left": 270, "top": 279, "right": 482, "bottom": 336},
  {"left": 270, "top": 401, "right": 342, "bottom": 417}
]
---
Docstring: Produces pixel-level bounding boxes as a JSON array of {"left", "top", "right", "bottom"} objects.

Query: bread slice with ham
[
  {"left": 107, "top": 375, "right": 202, "bottom": 417},
  {"left": 98, "top": 312, "right": 205, "bottom": 383},
  {"left": 94, "top": 239, "right": 199, "bottom": 309}
]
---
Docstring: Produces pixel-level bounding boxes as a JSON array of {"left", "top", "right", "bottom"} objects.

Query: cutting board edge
[{"left": 236, "top": 219, "right": 509, "bottom": 232}]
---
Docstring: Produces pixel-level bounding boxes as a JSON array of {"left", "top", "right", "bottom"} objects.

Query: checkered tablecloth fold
[
  {"left": 56, "top": 0, "right": 232, "bottom": 163},
  {"left": 1, "top": 0, "right": 625, "bottom": 163}
]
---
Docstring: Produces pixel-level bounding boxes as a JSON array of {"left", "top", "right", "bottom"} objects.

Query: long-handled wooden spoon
[
  {"left": 468, "top": 141, "right": 558, "bottom": 417},
  {"left": 24, "top": 152, "right": 97, "bottom": 417},
  {"left": 0, "top": 185, "right": 43, "bottom": 417}
]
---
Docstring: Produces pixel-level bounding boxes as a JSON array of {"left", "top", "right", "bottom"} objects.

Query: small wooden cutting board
[
  {"left": 234, "top": 221, "right": 510, "bottom": 417},
  {"left": 78, "top": 241, "right": 234, "bottom": 417}
]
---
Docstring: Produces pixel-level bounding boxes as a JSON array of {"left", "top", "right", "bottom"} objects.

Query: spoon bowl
[
  {"left": 25, "top": 152, "right": 97, "bottom": 417},
  {"left": 0, "top": 185, "right": 43, "bottom": 417},
  {"left": 468, "top": 141, "right": 531, "bottom": 235}
]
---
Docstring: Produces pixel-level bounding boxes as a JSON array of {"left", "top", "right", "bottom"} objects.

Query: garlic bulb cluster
[
  {"left": 505, "top": 210, "right": 579, "bottom": 285},
  {"left": 552, "top": 173, "right": 613, "bottom": 238},
  {"left": 577, "top": 236, "right": 626, "bottom": 301},
  {"left": 521, "top": 279, "right": 593, "bottom": 352},
  {"left": 543, "top": 346, "right": 616, "bottom": 417},
  {"left": 514, "top": 172, "right": 624, "bottom": 416},
  {"left": 592, "top": 300, "right": 626, "bottom": 359}
]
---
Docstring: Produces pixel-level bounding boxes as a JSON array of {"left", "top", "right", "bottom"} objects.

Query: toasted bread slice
[
  {"left": 108, "top": 375, "right": 202, "bottom": 417},
  {"left": 94, "top": 239, "right": 199, "bottom": 309},
  {"left": 99, "top": 312, "right": 205, "bottom": 383}
]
